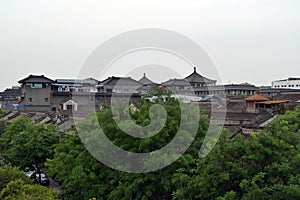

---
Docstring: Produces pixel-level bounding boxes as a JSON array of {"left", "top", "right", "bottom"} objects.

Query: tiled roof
[
  {"left": 185, "top": 67, "right": 216, "bottom": 83},
  {"left": 161, "top": 78, "right": 190, "bottom": 86},
  {"left": 18, "top": 75, "right": 54, "bottom": 84},
  {"left": 224, "top": 84, "right": 258, "bottom": 90},
  {"left": 138, "top": 73, "right": 158, "bottom": 85},
  {"left": 98, "top": 76, "right": 143, "bottom": 87},
  {"left": 255, "top": 100, "right": 290, "bottom": 105},
  {"left": 273, "top": 92, "right": 300, "bottom": 102},
  {"left": 194, "top": 84, "right": 258, "bottom": 92},
  {"left": 244, "top": 93, "right": 270, "bottom": 101}
]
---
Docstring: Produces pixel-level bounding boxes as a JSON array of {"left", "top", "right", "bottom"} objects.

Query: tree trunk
[{"left": 37, "top": 168, "right": 41, "bottom": 184}]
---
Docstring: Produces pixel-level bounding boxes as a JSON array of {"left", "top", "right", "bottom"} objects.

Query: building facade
[
  {"left": 16, "top": 75, "right": 143, "bottom": 112},
  {"left": 195, "top": 84, "right": 259, "bottom": 98},
  {"left": 272, "top": 77, "right": 300, "bottom": 89},
  {"left": 18, "top": 75, "right": 54, "bottom": 112},
  {"left": 0, "top": 86, "right": 23, "bottom": 110}
]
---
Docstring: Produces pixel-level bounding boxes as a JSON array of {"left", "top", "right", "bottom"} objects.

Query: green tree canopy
[
  {"left": 171, "top": 107, "right": 300, "bottom": 200},
  {"left": 46, "top": 102, "right": 300, "bottom": 199},
  {"left": 46, "top": 99, "right": 210, "bottom": 199},
  {"left": 0, "top": 109, "right": 7, "bottom": 118},
  {"left": 0, "top": 117, "right": 60, "bottom": 183},
  {"left": 0, "top": 179, "right": 57, "bottom": 200},
  {"left": 0, "top": 166, "right": 31, "bottom": 191}
]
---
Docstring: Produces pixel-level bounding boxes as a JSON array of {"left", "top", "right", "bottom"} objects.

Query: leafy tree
[
  {"left": 171, "top": 107, "right": 300, "bottom": 199},
  {"left": 0, "top": 117, "right": 34, "bottom": 153},
  {"left": 0, "top": 109, "right": 7, "bottom": 118},
  {"left": 0, "top": 120, "right": 6, "bottom": 136},
  {"left": 46, "top": 99, "right": 210, "bottom": 199},
  {"left": 0, "top": 166, "right": 31, "bottom": 191},
  {"left": 0, "top": 117, "right": 60, "bottom": 183},
  {"left": 0, "top": 179, "right": 57, "bottom": 200},
  {"left": 46, "top": 98, "right": 300, "bottom": 200}
]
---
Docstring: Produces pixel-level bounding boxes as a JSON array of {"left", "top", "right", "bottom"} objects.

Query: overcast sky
[{"left": 0, "top": 0, "right": 300, "bottom": 91}]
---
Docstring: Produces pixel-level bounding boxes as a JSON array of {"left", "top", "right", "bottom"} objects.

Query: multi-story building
[
  {"left": 18, "top": 75, "right": 54, "bottom": 112},
  {"left": 161, "top": 79, "right": 193, "bottom": 95},
  {"left": 162, "top": 67, "right": 216, "bottom": 95},
  {"left": 51, "top": 78, "right": 98, "bottom": 112},
  {"left": 12, "top": 73, "right": 300, "bottom": 112},
  {"left": 17, "top": 74, "right": 143, "bottom": 112},
  {"left": 0, "top": 86, "right": 23, "bottom": 110},
  {"left": 138, "top": 73, "right": 159, "bottom": 95},
  {"left": 195, "top": 84, "right": 259, "bottom": 97},
  {"left": 97, "top": 76, "right": 142, "bottom": 94},
  {"left": 272, "top": 77, "right": 300, "bottom": 89},
  {"left": 185, "top": 67, "right": 216, "bottom": 87}
]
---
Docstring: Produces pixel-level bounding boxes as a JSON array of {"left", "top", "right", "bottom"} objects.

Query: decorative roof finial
[
  {"left": 194, "top": 67, "right": 196, "bottom": 72},
  {"left": 144, "top": 73, "right": 146, "bottom": 77}
]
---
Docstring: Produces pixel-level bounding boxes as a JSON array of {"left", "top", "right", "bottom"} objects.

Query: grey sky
[{"left": 0, "top": 0, "right": 300, "bottom": 91}]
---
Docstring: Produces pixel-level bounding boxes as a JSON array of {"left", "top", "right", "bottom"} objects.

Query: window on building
[
  {"left": 44, "top": 98, "right": 49, "bottom": 103},
  {"left": 33, "top": 84, "right": 43, "bottom": 88},
  {"left": 28, "top": 98, "right": 32, "bottom": 102},
  {"left": 115, "top": 89, "right": 121, "bottom": 93}
]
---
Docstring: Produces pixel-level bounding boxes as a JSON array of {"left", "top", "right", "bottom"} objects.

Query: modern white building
[{"left": 272, "top": 78, "right": 300, "bottom": 89}]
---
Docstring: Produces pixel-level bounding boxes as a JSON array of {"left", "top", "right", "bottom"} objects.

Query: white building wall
[{"left": 272, "top": 78, "right": 300, "bottom": 89}]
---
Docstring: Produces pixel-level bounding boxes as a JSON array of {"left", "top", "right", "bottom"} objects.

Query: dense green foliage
[
  {"left": 0, "top": 109, "right": 7, "bottom": 118},
  {"left": 171, "top": 107, "right": 300, "bottom": 199},
  {"left": 0, "top": 179, "right": 57, "bottom": 200},
  {"left": 0, "top": 166, "right": 31, "bottom": 191},
  {"left": 46, "top": 98, "right": 210, "bottom": 199},
  {"left": 0, "top": 117, "right": 60, "bottom": 172},
  {"left": 0, "top": 166, "right": 57, "bottom": 200},
  {"left": 0, "top": 110, "right": 7, "bottom": 136},
  {"left": 45, "top": 104, "right": 300, "bottom": 199},
  {"left": 0, "top": 117, "right": 59, "bottom": 199},
  {"left": 0, "top": 120, "right": 6, "bottom": 136},
  {"left": 0, "top": 103, "right": 299, "bottom": 199}
]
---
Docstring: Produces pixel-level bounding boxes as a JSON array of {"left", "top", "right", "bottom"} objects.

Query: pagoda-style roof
[
  {"left": 18, "top": 75, "right": 54, "bottom": 84},
  {"left": 161, "top": 78, "right": 190, "bottom": 86},
  {"left": 138, "top": 73, "right": 158, "bottom": 86},
  {"left": 245, "top": 93, "right": 270, "bottom": 101},
  {"left": 98, "top": 76, "right": 143, "bottom": 87},
  {"left": 185, "top": 67, "right": 216, "bottom": 84},
  {"left": 255, "top": 100, "right": 290, "bottom": 105}
]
